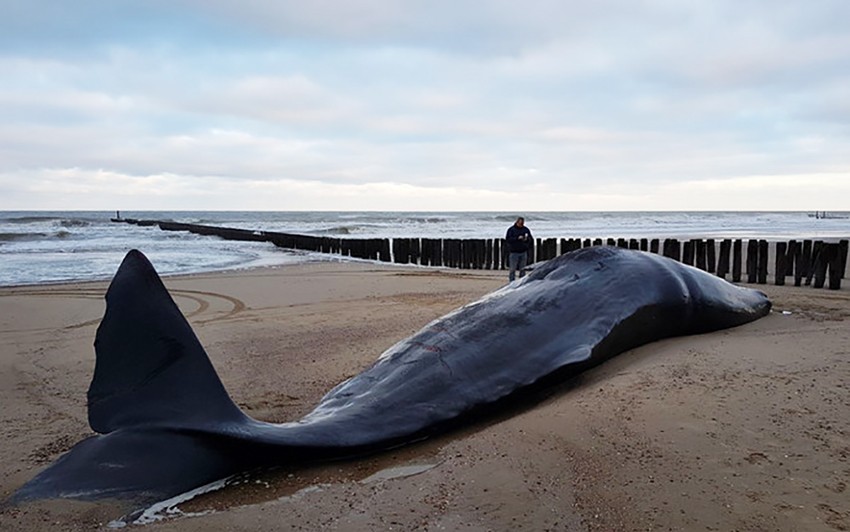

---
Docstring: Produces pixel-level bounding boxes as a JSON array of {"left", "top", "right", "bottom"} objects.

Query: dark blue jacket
[{"left": 506, "top": 224, "right": 532, "bottom": 253}]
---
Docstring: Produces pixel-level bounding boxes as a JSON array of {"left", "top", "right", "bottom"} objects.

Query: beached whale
[{"left": 11, "top": 247, "right": 770, "bottom": 507}]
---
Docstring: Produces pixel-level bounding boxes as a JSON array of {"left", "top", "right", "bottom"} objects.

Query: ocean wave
[
  {"left": 397, "top": 217, "right": 448, "bottom": 224},
  {"left": 312, "top": 226, "right": 354, "bottom": 235},
  {"left": 60, "top": 219, "right": 90, "bottom": 228},
  {"left": 0, "top": 232, "right": 49, "bottom": 242},
  {"left": 3, "top": 216, "right": 58, "bottom": 224},
  {"left": 2, "top": 215, "right": 96, "bottom": 228},
  {"left": 494, "top": 214, "right": 546, "bottom": 222}
]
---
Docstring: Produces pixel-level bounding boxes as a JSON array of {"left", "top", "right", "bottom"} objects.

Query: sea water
[{"left": 1, "top": 211, "right": 848, "bottom": 287}]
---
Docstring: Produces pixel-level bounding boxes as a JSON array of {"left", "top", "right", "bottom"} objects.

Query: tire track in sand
[
  {"left": 0, "top": 287, "right": 246, "bottom": 332},
  {"left": 169, "top": 289, "right": 246, "bottom": 324}
]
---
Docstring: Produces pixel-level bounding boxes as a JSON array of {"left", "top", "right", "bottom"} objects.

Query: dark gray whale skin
[{"left": 11, "top": 247, "right": 770, "bottom": 506}]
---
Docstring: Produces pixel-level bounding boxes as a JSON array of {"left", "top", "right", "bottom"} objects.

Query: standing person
[{"left": 506, "top": 216, "right": 533, "bottom": 281}]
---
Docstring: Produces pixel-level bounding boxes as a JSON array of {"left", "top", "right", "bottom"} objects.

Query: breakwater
[{"left": 112, "top": 218, "right": 848, "bottom": 290}]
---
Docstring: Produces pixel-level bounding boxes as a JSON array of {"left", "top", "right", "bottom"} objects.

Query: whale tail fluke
[
  {"left": 10, "top": 250, "right": 257, "bottom": 504},
  {"left": 87, "top": 249, "right": 247, "bottom": 434}
]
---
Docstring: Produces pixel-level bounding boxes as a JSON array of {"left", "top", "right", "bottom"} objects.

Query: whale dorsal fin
[{"left": 87, "top": 250, "right": 247, "bottom": 433}]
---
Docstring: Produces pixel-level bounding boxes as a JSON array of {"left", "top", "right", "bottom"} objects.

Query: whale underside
[{"left": 10, "top": 247, "right": 771, "bottom": 506}]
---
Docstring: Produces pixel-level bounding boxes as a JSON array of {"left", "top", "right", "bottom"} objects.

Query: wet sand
[{"left": 0, "top": 261, "right": 848, "bottom": 531}]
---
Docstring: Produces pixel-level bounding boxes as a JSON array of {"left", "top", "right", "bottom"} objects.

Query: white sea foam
[{"left": 108, "top": 476, "right": 232, "bottom": 527}]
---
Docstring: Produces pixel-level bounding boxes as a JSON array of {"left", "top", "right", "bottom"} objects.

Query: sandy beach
[{"left": 0, "top": 261, "right": 848, "bottom": 531}]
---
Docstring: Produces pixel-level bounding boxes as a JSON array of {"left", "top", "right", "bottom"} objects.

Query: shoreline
[
  {"left": 2, "top": 233, "right": 847, "bottom": 290},
  {"left": 1, "top": 262, "right": 848, "bottom": 530},
  {"left": 3, "top": 209, "right": 849, "bottom": 288}
]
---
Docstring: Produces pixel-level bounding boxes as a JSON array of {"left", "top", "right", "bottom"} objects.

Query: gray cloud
[{"left": 0, "top": 0, "right": 848, "bottom": 209}]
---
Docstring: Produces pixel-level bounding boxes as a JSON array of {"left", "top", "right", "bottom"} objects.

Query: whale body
[{"left": 11, "top": 247, "right": 770, "bottom": 506}]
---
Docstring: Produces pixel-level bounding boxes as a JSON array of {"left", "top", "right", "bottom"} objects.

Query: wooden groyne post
[{"left": 112, "top": 218, "right": 848, "bottom": 289}]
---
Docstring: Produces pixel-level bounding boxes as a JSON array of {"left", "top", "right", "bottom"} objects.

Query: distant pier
[{"left": 112, "top": 218, "right": 848, "bottom": 290}]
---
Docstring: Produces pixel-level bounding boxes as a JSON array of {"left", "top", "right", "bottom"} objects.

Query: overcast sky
[{"left": 1, "top": 0, "right": 849, "bottom": 211}]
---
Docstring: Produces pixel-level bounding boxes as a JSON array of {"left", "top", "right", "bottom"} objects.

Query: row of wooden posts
[{"left": 113, "top": 218, "right": 848, "bottom": 290}]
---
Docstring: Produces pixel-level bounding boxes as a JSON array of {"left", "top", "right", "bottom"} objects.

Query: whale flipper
[{"left": 88, "top": 250, "right": 247, "bottom": 433}]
